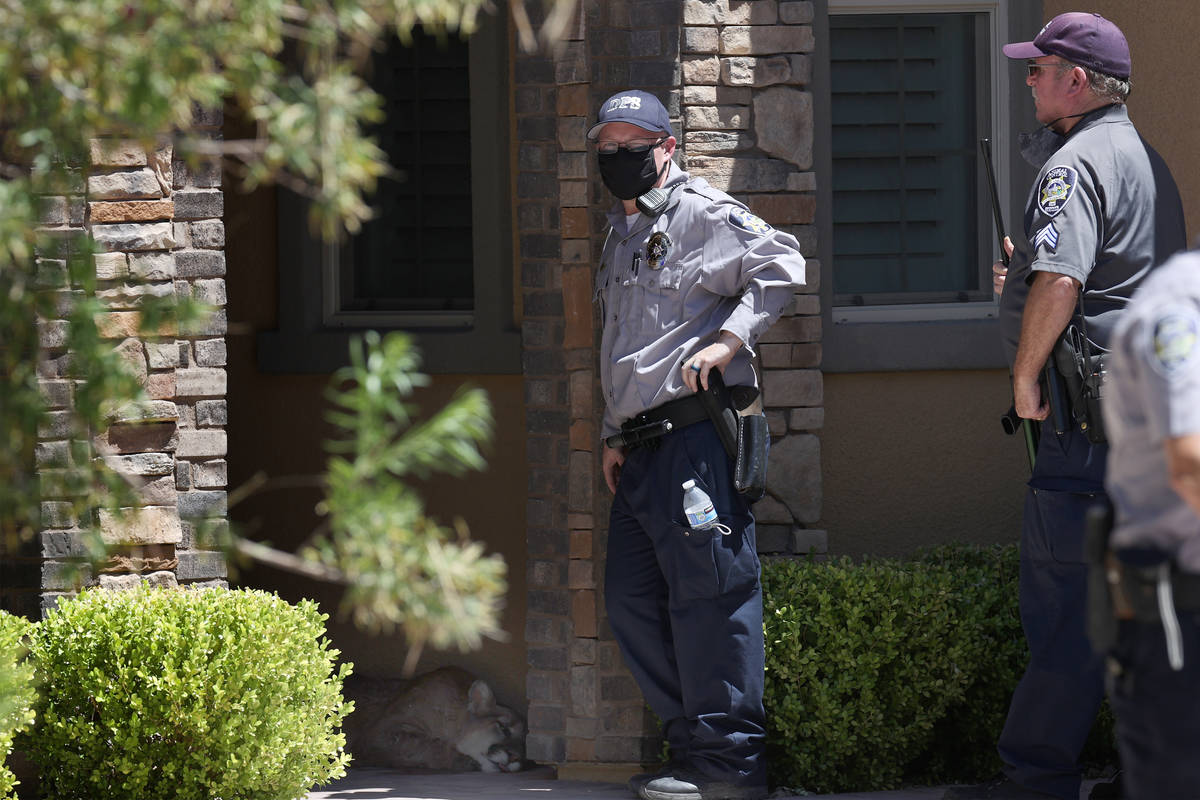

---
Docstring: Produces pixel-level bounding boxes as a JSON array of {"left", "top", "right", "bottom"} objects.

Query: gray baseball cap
[{"left": 587, "top": 90, "right": 672, "bottom": 140}]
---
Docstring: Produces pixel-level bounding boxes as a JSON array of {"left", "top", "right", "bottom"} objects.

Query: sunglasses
[{"left": 1026, "top": 60, "right": 1071, "bottom": 77}]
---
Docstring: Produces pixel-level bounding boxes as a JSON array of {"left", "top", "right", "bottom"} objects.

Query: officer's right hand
[
  {"left": 993, "top": 236, "right": 1014, "bottom": 296},
  {"left": 1013, "top": 373, "right": 1049, "bottom": 421},
  {"left": 602, "top": 443, "right": 626, "bottom": 494}
]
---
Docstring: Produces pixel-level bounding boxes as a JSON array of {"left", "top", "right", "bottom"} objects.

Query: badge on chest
[{"left": 646, "top": 231, "right": 672, "bottom": 269}]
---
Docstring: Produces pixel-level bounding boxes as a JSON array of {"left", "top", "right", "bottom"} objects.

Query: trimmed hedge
[
  {"left": 0, "top": 612, "right": 35, "bottom": 800},
  {"left": 762, "top": 543, "right": 1114, "bottom": 794},
  {"left": 22, "top": 586, "right": 353, "bottom": 800}
]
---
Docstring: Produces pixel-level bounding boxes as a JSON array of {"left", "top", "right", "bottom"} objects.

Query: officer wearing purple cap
[
  {"left": 588, "top": 89, "right": 805, "bottom": 800},
  {"left": 945, "top": 12, "right": 1186, "bottom": 800}
]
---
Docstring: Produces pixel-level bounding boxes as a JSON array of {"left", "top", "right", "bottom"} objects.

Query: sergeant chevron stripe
[{"left": 1033, "top": 222, "right": 1060, "bottom": 252}]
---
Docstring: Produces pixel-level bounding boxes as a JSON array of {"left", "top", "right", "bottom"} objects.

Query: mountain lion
[{"left": 343, "top": 666, "right": 527, "bottom": 772}]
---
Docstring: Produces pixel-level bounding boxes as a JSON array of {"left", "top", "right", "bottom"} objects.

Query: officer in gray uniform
[
  {"left": 1101, "top": 248, "right": 1200, "bottom": 800},
  {"left": 589, "top": 90, "right": 805, "bottom": 800},
  {"left": 946, "top": 13, "right": 1186, "bottom": 800}
]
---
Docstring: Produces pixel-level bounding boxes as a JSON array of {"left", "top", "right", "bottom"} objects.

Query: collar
[
  {"left": 1064, "top": 102, "right": 1128, "bottom": 139},
  {"left": 1019, "top": 104, "right": 1130, "bottom": 168}
]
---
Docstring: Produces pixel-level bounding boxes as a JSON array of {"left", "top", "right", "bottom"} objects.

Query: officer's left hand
[{"left": 683, "top": 331, "right": 743, "bottom": 392}]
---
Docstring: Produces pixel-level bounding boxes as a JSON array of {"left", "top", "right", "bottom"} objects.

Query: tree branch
[{"left": 233, "top": 537, "right": 348, "bottom": 583}]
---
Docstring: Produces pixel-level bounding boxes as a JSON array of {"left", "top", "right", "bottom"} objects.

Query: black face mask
[
  {"left": 598, "top": 147, "right": 661, "bottom": 200},
  {"left": 1018, "top": 108, "right": 1107, "bottom": 168},
  {"left": 1018, "top": 126, "right": 1066, "bottom": 168}
]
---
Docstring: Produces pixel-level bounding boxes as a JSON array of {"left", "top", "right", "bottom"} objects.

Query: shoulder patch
[
  {"left": 1038, "top": 165, "right": 1078, "bottom": 218},
  {"left": 729, "top": 206, "right": 772, "bottom": 235},
  {"left": 1149, "top": 310, "right": 1200, "bottom": 376}
]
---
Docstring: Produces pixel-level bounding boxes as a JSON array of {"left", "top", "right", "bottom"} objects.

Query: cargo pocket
[
  {"left": 665, "top": 525, "right": 721, "bottom": 601},
  {"left": 664, "top": 522, "right": 759, "bottom": 603},
  {"left": 1027, "top": 487, "right": 1102, "bottom": 565}
]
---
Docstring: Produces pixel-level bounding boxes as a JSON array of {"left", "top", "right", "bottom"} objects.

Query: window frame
[
  {"left": 818, "top": 0, "right": 1045, "bottom": 371},
  {"left": 257, "top": 12, "right": 519, "bottom": 375},
  {"left": 829, "top": 8, "right": 996, "bottom": 310}
]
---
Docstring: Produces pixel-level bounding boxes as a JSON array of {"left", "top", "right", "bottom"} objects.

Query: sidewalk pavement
[{"left": 306, "top": 768, "right": 1111, "bottom": 800}]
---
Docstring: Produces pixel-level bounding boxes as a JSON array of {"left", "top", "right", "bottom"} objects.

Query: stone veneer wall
[
  {"left": 0, "top": 113, "right": 230, "bottom": 618},
  {"left": 519, "top": 0, "right": 824, "bottom": 770},
  {"left": 680, "top": 1, "right": 824, "bottom": 554}
]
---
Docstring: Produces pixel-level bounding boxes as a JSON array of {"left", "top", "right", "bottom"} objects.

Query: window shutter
[
  {"left": 346, "top": 32, "right": 475, "bottom": 312},
  {"left": 831, "top": 13, "right": 983, "bottom": 304}
]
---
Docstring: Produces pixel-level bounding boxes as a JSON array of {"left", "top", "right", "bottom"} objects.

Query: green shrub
[
  {"left": 0, "top": 612, "right": 35, "bottom": 800},
  {"left": 898, "top": 544, "right": 1027, "bottom": 784},
  {"left": 910, "top": 545, "right": 1115, "bottom": 784},
  {"left": 24, "top": 586, "right": 352, "bottom": 800},
  {"left": 761, "top": 544, "right": 1115, "bottom": 793},
  {"left": 763, "top": 552, "right": 979, "bottom": 793}
]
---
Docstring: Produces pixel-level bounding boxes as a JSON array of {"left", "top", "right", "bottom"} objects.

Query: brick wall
[
  {"left": 1, "top": 114, "right": 229, "bottom": 617},
  {"left": 517, "top": 0, "right": 573, "bottom": 765}
]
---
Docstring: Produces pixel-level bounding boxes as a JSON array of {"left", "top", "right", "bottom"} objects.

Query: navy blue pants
[
  {"left": 1108, "top": 614, "right": 1200, "bottom": 800},
  {"left": 605, "top": 420, "right": 767, "bottom": 787},
  {"left": 998, "top": 421, "right": 1108, "bottom": 800}
]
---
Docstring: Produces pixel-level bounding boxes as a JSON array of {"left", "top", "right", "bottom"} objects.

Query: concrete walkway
[{"left": 307, "top": 768, "right": 1112, "bottom": 800}]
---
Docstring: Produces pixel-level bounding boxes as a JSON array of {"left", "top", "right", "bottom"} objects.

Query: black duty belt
[
  {"left": 1109, "top": 555, "right": 1200, "bottom": 622},
  {"left": 605, "top": 395, "right": 710, "bottom": 451}
]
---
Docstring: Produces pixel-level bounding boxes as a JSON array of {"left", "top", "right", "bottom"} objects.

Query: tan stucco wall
[
  {"left": 224, "top": 184, "right": 529, "bottom": 712},
  {"left": 821, "top": 7, "right": 1199, "bottom": 558},
  {"left": 821, "top": 371, "right": 1028, "bottom": 558}
]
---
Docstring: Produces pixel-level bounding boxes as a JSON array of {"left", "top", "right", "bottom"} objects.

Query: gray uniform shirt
[
  {"left": 998, "top": 104, "right": 1186, "bottom": 364},
  {"left": 1105, "top": 251, "right": 1200, "bottom": 570},
  {"left": 595, "top": 161, "right": 806, "bottom": 438}
]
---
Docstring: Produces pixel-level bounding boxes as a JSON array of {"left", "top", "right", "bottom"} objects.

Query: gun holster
[
  {"left": 734, "top": 411, "right": 768, "bottom": 502},
  {"left": 1051, "top": 326, "right": 1107, "bottom": 444},
  {"left": 695, "top": 371, "right": 768, "bottom": 503}
]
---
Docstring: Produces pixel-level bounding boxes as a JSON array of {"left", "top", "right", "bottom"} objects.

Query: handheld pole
[
  {"left": 980, "top": 138, "right": 1038, "bottom": 469},
  {"left": 979, "top": 138, "right": 1010, "bottom": 267}
]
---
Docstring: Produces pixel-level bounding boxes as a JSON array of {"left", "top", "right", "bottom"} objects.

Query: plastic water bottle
[{"left": 682, "top": 480, "right": 719, "bottom": 532}]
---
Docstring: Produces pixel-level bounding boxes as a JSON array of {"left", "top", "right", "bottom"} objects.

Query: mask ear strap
[{"left": 654, "top": 152, "right": 670, "bottom": 182}]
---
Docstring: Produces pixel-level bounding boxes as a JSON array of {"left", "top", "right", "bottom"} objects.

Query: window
[
  {"left": 330, "top": 33, "right": 475, "bottom": 323},
  {"left": 831, "top": 12, "right": 989, "bottom": 306},
  {"left": 260, "top": 14, "right": 518, "bottom": 374},
  {"left": 819, "top": 1, "right": 1037, "bottom": 371}
]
